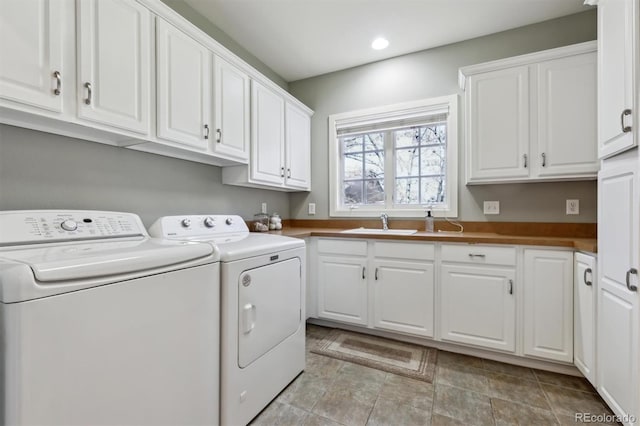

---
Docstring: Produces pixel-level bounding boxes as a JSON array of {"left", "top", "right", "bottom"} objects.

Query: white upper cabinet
[
  {"left": 523, "top": 249, "right": 574, "bottom": 363},
  {"left": 0, "top": 0, "right": 64, "bottom": 112},
  {"left": 285, "top": 102, "right": 311, "bottom": 190},
  {"left": 77, "top": 0, "right": 151, "bottom": 134},
  {"left": 466, "top": 66, "right": 530, "bottom": 182},
  {"left": 461, "top": 42, "right": 598, "bottom": 184},
  {"left": 251, "top": 80, "right": 286, "bottom": 185},
  {"left": 534, "top": 54, "right": 598, "bottom": 177},
  {"left": 597, "top": 0, "right": 636, "bottom": 158},
  {"left": 156, "top": 18, "right": 211, "bottom": 150},
  {"left": 212, "top": 56, "right": 250, "bottom": 161}
]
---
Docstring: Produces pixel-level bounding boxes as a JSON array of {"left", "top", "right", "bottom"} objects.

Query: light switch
[{"left": 308, "top": 203, "right": 316, "bottom": 215}]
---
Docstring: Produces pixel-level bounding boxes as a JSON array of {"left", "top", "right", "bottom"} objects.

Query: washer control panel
[
  {"left": 149, "top": 215, "right": 248, "bottom": 239},
  {"left": 0, "top": 211, "right": 146, "bottom": 246}
]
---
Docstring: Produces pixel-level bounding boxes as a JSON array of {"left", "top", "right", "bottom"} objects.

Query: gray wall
[
  {"left": 288, "top": 10, "right": 598, "bottom": 222},
  {"left": 0, "top": 125, "right": 289, "bottom": 227},
  {"left": 160, "top": 0, "right": 288, "bottom": 90}
]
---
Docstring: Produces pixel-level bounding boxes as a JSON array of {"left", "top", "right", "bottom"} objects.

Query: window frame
[{"left": 328, "top": 95, "right": 458, "bottom": 218}]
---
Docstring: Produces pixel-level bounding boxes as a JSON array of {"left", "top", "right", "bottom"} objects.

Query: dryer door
[{"left": 238, "top": 257, "right": 302, "bottom": 368}]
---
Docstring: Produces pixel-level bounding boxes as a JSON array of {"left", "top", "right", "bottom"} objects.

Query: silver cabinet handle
[
  {"left": 584, "top": 268, "right": 593, "bottom": 286},
  {"left": 53, "top": 71, "right": 61, "bottom": 95},
  {"left": 508, "top": 279, "right": 513, "bottom": 295},
  {"left": 621, "top": 109, "right": 632, "bottom": 133},
  {"left": 84, "top": 82, "right": 92, "bottom": 105},
  {"left": 626, "top": 268, "right": 638, "bottom": 292},
  {"left": 204, "top": 124, "right": 210, "bottom": 139},
  {"left": 523, "top": 154, "right": 528, "bottom": 168},
  {"left": 375, "top": 267, "right": 379, "bottom": 280},
  {"left": 216, "top": 128, "right": 221, "bottom": 143},
  {"left": 468, "top": 253, "right": 486, "bottom": 258},
  {"left": 280, "top": 167, "right": 285, "bottom": 177},
  {"left": 541, "top": 152, "right": 546, "bottom": 167},
  {"left": 362, "top": 266, "right": 366, "bottom": 280},
  {"left": 287, "top": 168, "right": 291, "bottom": 178}
]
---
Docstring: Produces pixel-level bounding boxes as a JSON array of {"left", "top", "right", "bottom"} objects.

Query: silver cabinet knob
[
  {"left": 181, "top": 218, "right": 191, "bottom": 228},
  {"left": 61, "top": 220, "right": 78, "bottom": 231},
  {"left": 204, "top": 217, "right": 215, "bottom": 228},
  {"left": 225, "top": 217, "right": 233, "bottom": 225}
]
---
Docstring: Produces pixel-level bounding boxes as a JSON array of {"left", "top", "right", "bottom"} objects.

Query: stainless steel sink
[{"left": 340, "top": 228, "right": 418, "bottom": 235}]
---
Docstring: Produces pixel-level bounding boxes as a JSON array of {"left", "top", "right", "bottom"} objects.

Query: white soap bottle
[{"left": 425, "top": 210, "right": 434, "bottom": 233}]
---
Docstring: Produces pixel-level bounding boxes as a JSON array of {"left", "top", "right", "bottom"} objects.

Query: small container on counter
[
  {"left": 252, "top": 213, "right": 269, "bottom": 232},
  {"left": 269, "top": 213, "right": 282, "bottom": 230}
]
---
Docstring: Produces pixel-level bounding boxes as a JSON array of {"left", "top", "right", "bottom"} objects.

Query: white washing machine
[
  {"left": 149, "top": 215, "right": 306, "bottom": 426},
  {"left": 0, "top": 210, "right": 221, "bottom": 426}
]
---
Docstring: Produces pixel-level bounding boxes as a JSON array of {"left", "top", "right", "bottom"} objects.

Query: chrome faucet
[{"left": 380, "top": 213, "right": 389, "bottom": 230}]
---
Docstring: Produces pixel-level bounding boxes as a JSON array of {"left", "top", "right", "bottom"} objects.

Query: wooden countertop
[{"left": 267, "top": 227, "right": 597, "bottom": 253}]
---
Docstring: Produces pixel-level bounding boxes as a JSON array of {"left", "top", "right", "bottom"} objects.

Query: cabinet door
[
  {"left": 212, "top": 56, "right": 249, "bottom": 161},
  {"left": 597, "top": 155, "right": 639, "bottom": 421},
  {"left": 285, "top": 102, "right": 311, "bottom": 190},
  {"left": 251, "top": 80, "right": 285, "bottom": 185},
  {"left": 317, "top": 256, "right": 367, "bottom": 325},
  {"left": 597, "top": 0, "right": 636, "bottom": 158},
  {"left": 440, "top": 264, "right": 516, "bottom": 352},
  {"left": 523, "top": 249, "right": 574, "bottom": 362},
  {"left": 372, "top": 260, "right": 434, "bottom": 337},
  {"left": 466, "top": 66, "right": 530, "bottom": 182},
  {"left": 156, "top": 18, "right": 211, "bottom": 149},
  {"left": 534, "top": 53, "right": 598, "bottom": 177},
  {"left": 77, "top": 0, "right": 151, "bottom": 134},
  {"left": 0, "top": 0, "right": 63, "bottom": 112},
  {"left": 575, "top": 252, "right": 596, "bottom": 385}
]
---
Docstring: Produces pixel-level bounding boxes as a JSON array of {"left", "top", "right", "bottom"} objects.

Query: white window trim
[{"left": 328, "top": 95, "right": 458, "bottom": 218}]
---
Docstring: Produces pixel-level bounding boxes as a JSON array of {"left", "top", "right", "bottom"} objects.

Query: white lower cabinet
[
  {"left": 440, "top": 263, "right": 516, "bottom": 352},
  {"left": 574, "top": 252, "right": 597, "bottom": 385},
  {"left": 523, "top": 249, "right": 574, "bottom": 362},
  {"left": 317, "top": 255, "right": 368, "bottom": 326}
]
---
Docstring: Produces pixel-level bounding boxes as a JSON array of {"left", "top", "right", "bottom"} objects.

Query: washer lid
[{"left": 0, "top": 238, "right": 215, "bottom": 282}]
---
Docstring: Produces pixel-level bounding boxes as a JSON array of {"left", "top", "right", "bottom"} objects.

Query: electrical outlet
[
  {"left": 261, "top": 202, "right": 267, "bottom": 214},
  {"left": 484, "top": 201, "right": 500, "bottom": 215},
  {"left": 308, "top": 203, "right": 316, "bottom": 215},
  {"left": 566, "top": 199, "right": 579, "bottom": 215}
]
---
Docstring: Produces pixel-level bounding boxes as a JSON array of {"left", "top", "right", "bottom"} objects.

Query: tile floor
[{"left": 251, "top": 324, "right": 618, "bottom": 426}]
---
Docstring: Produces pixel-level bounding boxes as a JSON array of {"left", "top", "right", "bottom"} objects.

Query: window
[{"left": 329, "top": 95, "right": 458, "bottom": 217}]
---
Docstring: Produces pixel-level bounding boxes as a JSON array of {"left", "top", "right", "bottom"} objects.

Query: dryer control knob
[
  {"left": 60, "top": 219, "right": 78, "bottom": 231},
  {"left": 181, "top": 218, "right": 191, "bottom": 228},
  {"left": 225, "top": 217, "right": 233, "bottom": 225},
  {"left": 204, "top": 217, "right": 215, "bottom": 228}
]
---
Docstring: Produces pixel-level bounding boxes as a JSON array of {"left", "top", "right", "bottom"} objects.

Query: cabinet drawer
[
  {"left": 373, "top": 241, "right": 434, "bottom": 261},
  {"left": 317, "top": 238, "right": 367, "bottom": 256},
  {"left": 441, "top": 244, "right": 516, "bottom": 266}
]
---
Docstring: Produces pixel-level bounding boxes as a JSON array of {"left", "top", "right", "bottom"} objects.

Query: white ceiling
[{"left": 183, "top": 0, "right": 592, "bottom": 82}]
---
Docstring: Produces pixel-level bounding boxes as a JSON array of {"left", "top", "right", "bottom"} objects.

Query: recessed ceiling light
[{"left": 371, "top": 37, "right": 389, "bottom": 50}]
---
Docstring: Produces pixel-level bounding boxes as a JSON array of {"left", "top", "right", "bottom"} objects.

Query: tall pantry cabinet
[{"left": 594, "top": 0, "right": 640, "bottom": 424}]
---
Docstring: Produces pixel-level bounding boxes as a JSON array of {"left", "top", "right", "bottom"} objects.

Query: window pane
[
  {"left": 364, "top": 151, "right": 384, "bottom": 179},
  {"left": 343, "top": 135, "right": 362, "bottom": 153},
  {"left": 364, "top": 132, "right": 384, "bottom": 151},
  {"left": 421, "top": 176, "right": 445, "bottom": 204},
  {"left": 420, "top": 146, "right": 445, "bottom": 175},
  {"left": 424, "top": 125, "right": 446, "bottom": 144},
  {"left": 394, "top": 128, "right": 419, "bottom": 148},
  {"left": 395, "top": 148, "right": 420, "bottom": 177},
  {"left": 344, "top": 153, "right": 363, "bottom": 179},
  {"left": 365, "top": 179, "right": 385, "bottom": 204},
  {"left": 395, "top": 177, "right": 419, "bottom": 204},
  {"left": 343, "top": 181, "right": 363, "bottom": 204}
]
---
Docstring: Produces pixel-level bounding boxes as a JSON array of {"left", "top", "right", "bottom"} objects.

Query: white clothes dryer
[
  {"left": 149, "top": 215, "right": 306, "bottom": 426},
  {"left": 0, "top": 210, "right": 221, "bottom": 426}
]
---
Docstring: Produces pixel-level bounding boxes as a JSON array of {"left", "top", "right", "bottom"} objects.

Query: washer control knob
[
  {"left": 225, "top": 217, "right": 233, "bottom": 225},
  {"left": 181, "top": 218, "right": 191, "bottom": 228},
  {"left": 60, "top": 219, "right": 78, "bottom": 231},
  {"left": 204, "top": 217, "right": 215, "bottom": 228}
]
